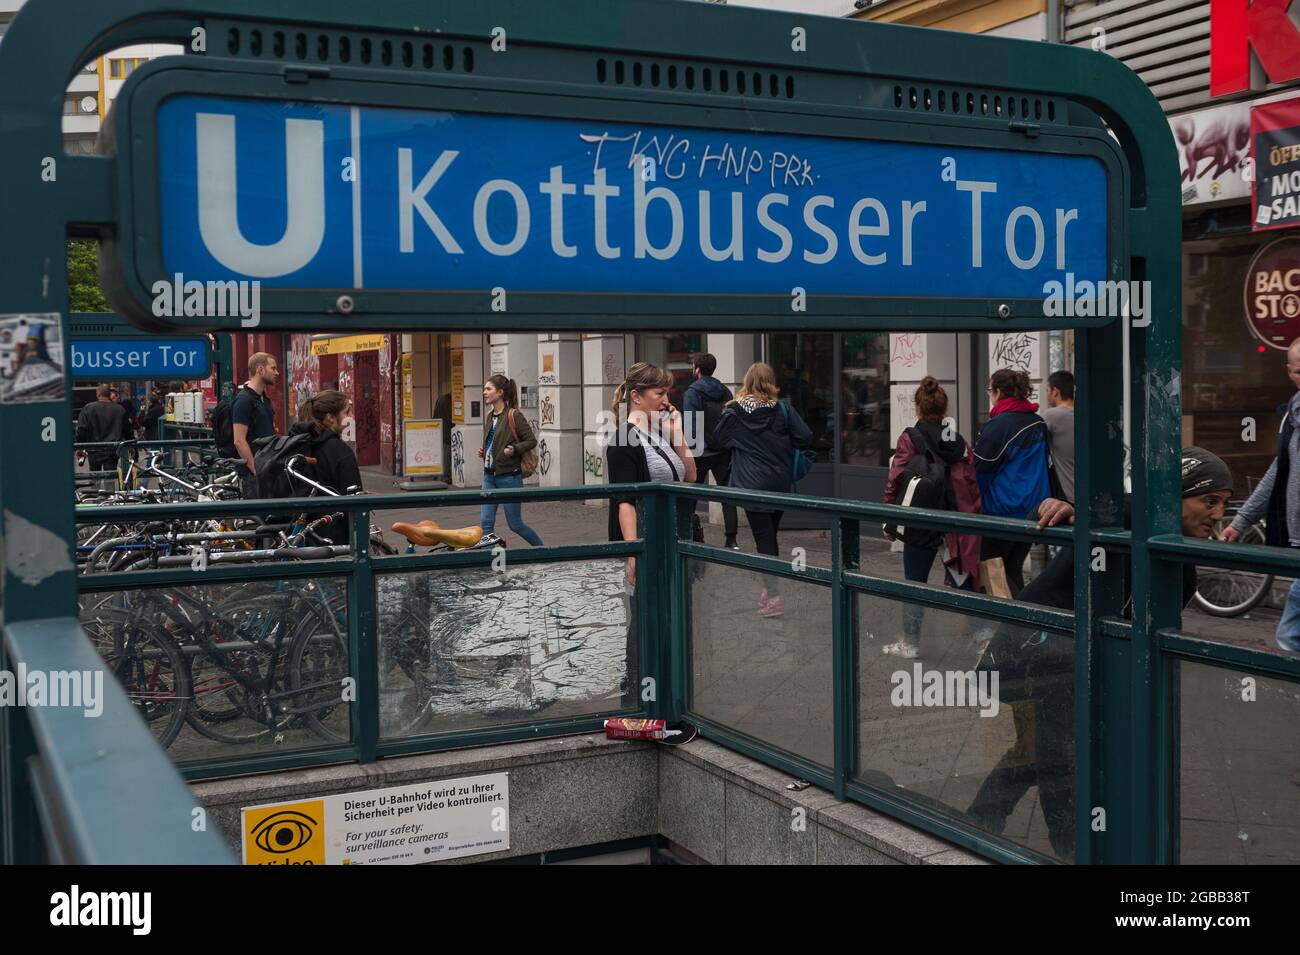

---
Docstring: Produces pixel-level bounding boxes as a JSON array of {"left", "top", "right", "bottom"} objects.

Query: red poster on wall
[{"left": 1251, "top": 96, "right": 1300, "bottom": 231}]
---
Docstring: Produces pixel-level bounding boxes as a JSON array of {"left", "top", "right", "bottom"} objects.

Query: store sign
[
  {"left": 1243, "top": 236, "right": 1300, "bottom": 349},
  {"left": 1210, "top": 0, "right": 1300, "bottom": 97},
  {"left": 310, "top": 333, "right": 385, "bottom": 356},
  {"left": 403, "top": 419, "right": 444, "bottom": 476},
  {"left": 1252, "top": 96, "right": 1300, "bottom": 230},
  {"left": 151, "top": 95, "right": 1108, "bottom": 303},
  {"left": 1170, "top": 102, "right": 1251, "bottom": 206},
  {"left": 241, "top": 772, "right": 508, "bottom": 865}
]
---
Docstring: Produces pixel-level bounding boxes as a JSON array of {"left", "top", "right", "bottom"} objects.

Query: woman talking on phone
[{"left": 605, "top": 362, "right": 696, "bottom": 706}]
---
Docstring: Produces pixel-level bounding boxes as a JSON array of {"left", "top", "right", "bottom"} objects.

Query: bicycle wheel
[
  {"left": 1193, "top": 522, "right": 1274, "bottom": 617},
  {"left": 83, "top": 610, "right": 190, "bottom": 749},
  {"left": 288, "top": 603, "right": 351, "bottom": 743}
]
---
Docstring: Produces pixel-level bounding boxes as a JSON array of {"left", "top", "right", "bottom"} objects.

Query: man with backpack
[
  {"left": 683, "top": 353, "right": 739, "bottom": 549},
  {"left": 214, "top": 352, "right": 278, "bottom": 498}
]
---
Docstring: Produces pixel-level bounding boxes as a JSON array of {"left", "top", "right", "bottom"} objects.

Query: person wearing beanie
[{"left": 966, "top": 446, "right": 1234, "bottom": 859}]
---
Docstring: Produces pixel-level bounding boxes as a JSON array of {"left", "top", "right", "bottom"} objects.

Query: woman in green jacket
[{"left": 476, "top": 374, "right": 544, "bottom": 546}]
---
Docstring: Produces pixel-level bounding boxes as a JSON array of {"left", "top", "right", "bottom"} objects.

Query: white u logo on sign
[{"left": 195, "top": 113, "right": 325, "bottom": 277}]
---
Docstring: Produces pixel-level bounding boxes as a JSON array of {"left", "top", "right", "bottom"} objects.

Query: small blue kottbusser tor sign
[
  {"left": 155, "top": 95, "right": 1109, "bottom": 298},
  {"left": 70, "top": 338, "right": 211, "bottom": 379}
]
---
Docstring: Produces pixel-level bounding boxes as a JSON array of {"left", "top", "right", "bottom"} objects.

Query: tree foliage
[{"left": 67, "top": 239, "right": 111, "bottom": 312}]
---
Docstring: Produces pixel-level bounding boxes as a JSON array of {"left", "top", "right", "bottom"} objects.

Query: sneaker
[
  {"left": 760, "top": 595, "right": 785, "bottom": 618},
  {"left": 882, "top": 640, "right": 919, "bottom": 659},
  {"left": 726, "top": 537, "right": 739, "bottom": 550}
]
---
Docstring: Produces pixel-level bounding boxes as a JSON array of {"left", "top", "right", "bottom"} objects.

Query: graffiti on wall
[
  {"left": 583, "top": 449, "right": 603, "bottom": 478},
  {"left": 990, "top": 333, "right": 1036, "bottom": 375},
  {"left": 288, "top": 334, "right": 321, "bottom": 414},
  {"left": 540, "top": 392, "right": 556, "bottom": 426},
  {"left": 538, "top": 437, "right": 552, "bottom": 476},
  {"left": 450, "top": 429, "right": 465, "bottom": 485},
  {"left": 603, "top": 352, "right": 621, "bottom": 385},
  {"left": 890, "top": 334, "right": 924, "bottom": 370}
]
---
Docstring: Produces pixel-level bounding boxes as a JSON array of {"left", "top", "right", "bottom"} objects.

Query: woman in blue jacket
[
  {"left": 713, "top": 361, "right": 813, "bottom": 619},
  {"left": 972, "top": 368, "right": 1051, "bottom": 596}
]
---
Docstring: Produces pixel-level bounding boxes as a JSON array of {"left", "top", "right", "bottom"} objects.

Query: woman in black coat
[
  {"left": 292, "top": 390, "right": 363, "bottom": 545},
  {"left": 712, "top": 361, "right": 813, "bottom": 619}
]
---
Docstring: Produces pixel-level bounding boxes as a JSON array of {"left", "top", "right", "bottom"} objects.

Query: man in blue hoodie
[{"left": 683, "top": 353, "right": 739, "bottom": 548}]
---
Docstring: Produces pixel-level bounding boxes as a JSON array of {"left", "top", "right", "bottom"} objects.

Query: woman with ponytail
[
  {"left": 605, "top": 362, "right": 696, "bottom": 707},
  {"left": 882, "top": 377, "right": 983, "bottom": 658},
  {"left": 288, "top": 390, "right": 363, "bottom": 545},
  {"left": 476, "top": 374, "right": 544, "bottom": 546}
]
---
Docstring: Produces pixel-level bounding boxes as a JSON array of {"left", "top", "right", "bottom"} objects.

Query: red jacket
[{"left": 885, "top": 429, "right": 983, "bottom": 590}]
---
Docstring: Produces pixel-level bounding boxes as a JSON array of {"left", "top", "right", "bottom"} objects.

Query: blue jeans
[
  {"left": 480, "top": 471, "right": 544, "bottom": 546},
  {"left": 901, "top": 543, "right": 979, "bottom": 645},
  {"left": 1276, "top": 578, "right": 1300, "bottom": 653}
]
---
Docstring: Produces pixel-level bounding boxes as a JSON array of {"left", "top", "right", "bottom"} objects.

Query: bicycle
[{"left": 1193, "top": 476, "right": 1275, "bottom": 618}]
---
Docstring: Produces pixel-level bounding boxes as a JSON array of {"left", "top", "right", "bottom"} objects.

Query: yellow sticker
[{"left": 242, "top": 799, "right": 326, "bottom": 865}]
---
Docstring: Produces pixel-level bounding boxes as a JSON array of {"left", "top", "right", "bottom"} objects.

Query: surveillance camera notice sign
[{"left": 241, "top": 772, "right": 509, "bottom": 865}]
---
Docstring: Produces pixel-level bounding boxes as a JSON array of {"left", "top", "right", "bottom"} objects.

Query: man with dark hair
[
  {"left": 230, "top": 352, "right": 278, "bottom": 495},
  {"left": 683, "top": 352, "right": 738, "bottom": 549},
  {"left": 76, "top": 384, "right": 127, "bottom": 471},
  {"left": 1042, "top": 369, "right": 1075, "bottom": 503}
]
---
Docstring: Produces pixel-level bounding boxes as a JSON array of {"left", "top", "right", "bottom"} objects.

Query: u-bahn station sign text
[{"left": 108, "top": 85, "right": 1117, "bottom": 328}]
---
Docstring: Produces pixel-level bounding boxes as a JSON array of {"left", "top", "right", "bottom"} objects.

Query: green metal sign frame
[
  {"left": 6, "top": 0, "right": 1292, "bottom": 866},
  {"left": 100, "top": 55, "right": 1129, "bottom": 332}
]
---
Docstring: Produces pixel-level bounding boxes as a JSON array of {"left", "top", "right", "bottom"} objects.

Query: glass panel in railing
[
  {"left": 687, "top": 558, "right": 833, "bottom": 768},
  {"left": 377, "top": 558, "right": 635, "bottom": 739},
  {"left": 1175, "top": 660, "right": 1300, "bottom": 864},
  {"left": 857, "top": 590, "right": 1074, "bottom": 862},
  {"left": 79, "top": 577, "right": 351, "bottom": 762}
]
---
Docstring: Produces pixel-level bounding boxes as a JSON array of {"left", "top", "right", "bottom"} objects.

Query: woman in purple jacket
[{"left": 882, "top": 377, "right": 983, "bottom": 658}]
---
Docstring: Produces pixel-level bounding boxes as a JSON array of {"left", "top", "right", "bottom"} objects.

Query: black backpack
[
  {"left": 883, "top": 427, "right": 953, "bottom": 549},
  {"left": 211, "top": 394, "right": 238, "bottom": 455},
  {"left": 702, "top": 396, "right": 728, "bottom": 453},
  {"left": 251, "top": 432, "right": 314, "bottom": 498}
]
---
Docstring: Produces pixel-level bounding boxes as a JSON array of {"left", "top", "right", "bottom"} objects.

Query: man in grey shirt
[
  {"left": 1041, "top": 370, "right": 1075, "bottom": 503},
  {"left": 1224, "top": 338, "right": 1300, "bottom": 654}
]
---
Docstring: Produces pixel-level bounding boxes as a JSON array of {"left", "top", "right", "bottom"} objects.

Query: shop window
[{"left": 1184, "top": 234, "right": 1298, "bottom": 497}]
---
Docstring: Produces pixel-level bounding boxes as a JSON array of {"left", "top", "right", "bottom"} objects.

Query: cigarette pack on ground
[{"left": 604, "top": 718, "right": 673, "bottom": 740}]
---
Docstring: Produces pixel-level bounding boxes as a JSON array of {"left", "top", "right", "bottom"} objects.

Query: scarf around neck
[{"left": 989, "top": 396, "right": 1039, "bottom": 418}]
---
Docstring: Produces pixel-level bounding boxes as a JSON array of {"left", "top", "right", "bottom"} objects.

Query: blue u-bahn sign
[
  {"left": 102, "top": 62, "right": 1125, "bottom": 330},
  {"left": 155, "top": 95, "right": 1107, "bottom": 297},
  {"left": 69, "top": 338, "right": 211, "bottom": 379}
]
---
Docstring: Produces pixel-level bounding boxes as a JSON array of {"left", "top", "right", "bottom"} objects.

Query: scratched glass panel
[
  {"left": 688, "top": 560, "right": 833, "bottom": 768},
  {"left": 79, "top": 578, "right": 351, "bottom": 764},
  {"left": 856, "top": 593, "right": 1074, "bottom": 862},
  {"left": 377, "top": 559, "right": 634, "bottom": 739},
  {"left": 1176, "top": 660, "right": 1300, "bottom": 864}
]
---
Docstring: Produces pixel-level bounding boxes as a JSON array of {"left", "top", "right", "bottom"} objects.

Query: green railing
[{"left": 9, "top": 475, "right": 1300, "bottom": 863}]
